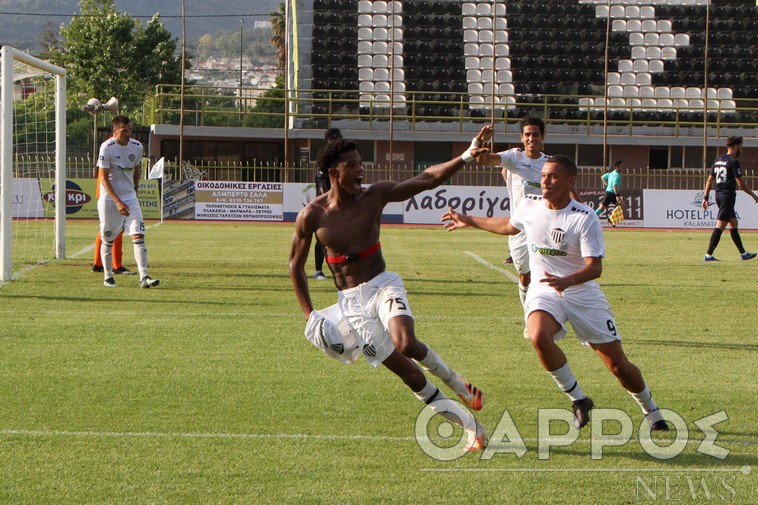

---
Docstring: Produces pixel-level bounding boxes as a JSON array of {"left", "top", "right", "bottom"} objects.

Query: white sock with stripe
[
  {"left": 548, "top": 362, "right": 587, "bottom": 402},
  {"left": 413, "top": 379, "right": 474, "bottom": 430},
  {"left": 416, "top": 345, "right": 465, "bottom": 394},
  {"left": 133, "top": 238, "right": 148, "bottom": 279}
]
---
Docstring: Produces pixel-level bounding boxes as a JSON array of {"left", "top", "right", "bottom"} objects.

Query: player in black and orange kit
[{"left": 701, "top": 136, "right": 758, "bottom": 262}]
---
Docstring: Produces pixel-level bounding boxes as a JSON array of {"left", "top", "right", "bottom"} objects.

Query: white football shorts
[
  {"left": 524, "top": 284, "right": 621, "bottom": 346},
  {"left": 337, "top": 270, "right": 414, "bottom": 367},
  {"left": 98, "top": 197, "right": 146, "bottom": 241},
  {"left": 508, "top": 230, "right": 530, "bottom": 275}
]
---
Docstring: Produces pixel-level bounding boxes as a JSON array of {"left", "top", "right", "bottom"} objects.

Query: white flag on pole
[{"left": 148, "top": 157, "right": 165, "bottom": 179}]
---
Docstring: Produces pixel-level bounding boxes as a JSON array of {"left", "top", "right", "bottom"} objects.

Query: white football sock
[
  {"left": 548, "top": 362, "right": 587, "bottom": 402},
  {"left": 518, "top": 283, "right": 528, "bottom": 308},
  {"left": 628, "top": 383, "right": 659, "bottom": 415},
  {"left": 413, "top": 379, "right": 474, "bottom": 430},
  {"left": 416, "top": 345, "right": 465, "bottom": 394},
  {"left": 101, "top": 240, "right": 113, "bottom": 278},
  {"left": 133, "top": 238, "right": 148, "bottom": 279}
]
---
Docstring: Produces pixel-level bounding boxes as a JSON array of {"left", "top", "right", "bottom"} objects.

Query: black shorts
[
  {"left": 715, "top": 192, "right": 737, "bottom": 221},
  {"left": 600, "top": 191, "right": 618, "bottom": 207}
]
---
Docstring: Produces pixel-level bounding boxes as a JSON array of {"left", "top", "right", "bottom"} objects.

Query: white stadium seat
[
  {"left": 654, "top": 86, "right": 670, "bottom": 98},
  {"left": 497, "top": 69, "right": 513, "bottom": 82},
  {"left": 639, "top": 86, "right": 655, "bottom": 98},
  {"left": 648, "top": 60, "right": 664, "bottom": 73},
  {"left": 465, "top": 56, "right": 480, "bottom": 69},
  {"left": 646, "top": 47, "right": 662, "bottom": 60},
  {"left": 627, "top": 20, "right": 642, "bottom": 32},
  {"left": 618, "top": 60, "right": 633, "bottom": 73},
  {"left": 358, "top": 1, "right": 372, "bottom": 13},
  {"left": 661, "top": 47, "right": 677, "bottom": 60},
  {"left": 621, "top": 72, "right": 637, "bottom": 85},
  {"left": 717, "top": 88, "right": 733, "bottom": 100},
  {"left": 685, "top": 88, "right": 702, "bottom": 99},
  {"left": 636, "top": 73, "right": 652, "bottom": 86}
]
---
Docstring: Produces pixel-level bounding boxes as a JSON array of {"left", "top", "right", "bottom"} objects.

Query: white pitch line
[
  {"left": 0, "top": 429, "right": 412, "bottom": 442},
  {"left": 2, "top": 429, "right": 753, "bottom": 447},
  {"left": 464, "top": 251, "right": 519, "bottom": 284},
  {"left": 3, "top": 222, "right": 165, "bottom": 284},
  {"left": 70, "top": 222, "right": 164, "bottom": 259}
]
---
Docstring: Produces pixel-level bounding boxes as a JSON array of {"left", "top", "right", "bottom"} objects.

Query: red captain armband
[{"left": 326, "top": 242, "right": 381, "bottom": 265}]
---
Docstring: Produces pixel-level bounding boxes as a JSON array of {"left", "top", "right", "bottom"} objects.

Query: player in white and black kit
[
  {"left": 470, "top": 118, "right": 582, "bottom": 320},
  {"left": 442, "top": 155, "right": 669, "bottom": 432},
  {"left": 97, "top": 115, "right": 159, "bottom": 288},
  {"left": 701, "top": 136, "right": 758, "bottom": 262}
]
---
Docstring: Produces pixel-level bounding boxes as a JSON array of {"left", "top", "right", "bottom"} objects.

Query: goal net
[{"left": 0, "top": 46, "right": 66, "bottom": 282}]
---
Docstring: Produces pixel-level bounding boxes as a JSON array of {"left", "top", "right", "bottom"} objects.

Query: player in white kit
[
  {"left": 441, "top": 155, "right": 669, "bottom": 432},
  {"left": 97, "top": 115, "right": 159, "bottom": 288},
  {"left": 469, "top": 118, "right": 581, "bottom": 313}
]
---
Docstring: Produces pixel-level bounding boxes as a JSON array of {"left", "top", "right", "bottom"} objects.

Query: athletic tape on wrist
[{"left": 461, "top": 149, "right": 475, "bottom": 163}]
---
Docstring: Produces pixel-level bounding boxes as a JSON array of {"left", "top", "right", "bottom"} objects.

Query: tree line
[{"left": 13, "top": 0, "right": 286, "bottom": 155}]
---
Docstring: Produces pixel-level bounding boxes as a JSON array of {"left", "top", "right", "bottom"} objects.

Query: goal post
[{"left": 0, "top": 46, "right": 66, "bottom": 282}]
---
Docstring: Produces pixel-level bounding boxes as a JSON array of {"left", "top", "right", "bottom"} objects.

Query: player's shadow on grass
[{"left": 632, "top": 339, "right": 758, "bottom": 352}]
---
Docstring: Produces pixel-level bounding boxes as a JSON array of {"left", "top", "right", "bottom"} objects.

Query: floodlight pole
[
  {"left": 92, "top": 112, "right": 99, "bottom": 176},
  {"left": 239, "top": 19, "right": 244, "bottom": 91}
]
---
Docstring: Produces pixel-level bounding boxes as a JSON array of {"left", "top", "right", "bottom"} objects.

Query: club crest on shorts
[{"left": 362, "top": 344, "right": 377, "bottom": 358}]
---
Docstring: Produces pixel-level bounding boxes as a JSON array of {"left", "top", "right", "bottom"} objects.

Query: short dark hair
[
  {"left": 324, "top": 128, "right": 343, "bottom": 142},
  {"left": 519, "top": 116, "right": 545, "bottom": 136},
  {"left": 316, "top": 138, "right": 357, "bottom": 174},
  {"left": 726, "top": 136, "right": 743, "bottom": 147},
  {"left": 112, "top": 115, "right": 131, "bottom": 127},
  {"left": 614, "top": 160, "right": 623, "bottom": 169},
  {"left": 546, "top": 155, "right": 577, "bottom": 177}
]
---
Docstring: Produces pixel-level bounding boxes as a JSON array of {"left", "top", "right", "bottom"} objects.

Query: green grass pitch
[{"left": 0, "top": 220, "right": 755, "bottom": 504}]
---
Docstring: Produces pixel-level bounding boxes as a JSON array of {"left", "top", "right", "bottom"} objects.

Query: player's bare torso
[{"left": 309, "top": 187, "right": 387, "bottom": 290}]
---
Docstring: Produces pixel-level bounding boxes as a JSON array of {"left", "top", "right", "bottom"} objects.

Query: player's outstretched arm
[
  {"left": 441, "top": 206, "right": 519, "bottom": 235},
  {"left": 289, "top": 206, "right": 318, "bottom": 320},
  {"left": 383, "top": 147, "right": 488, "bottom": 203},
  {"left": 473, "top": 125, "right": 502, "bottom": 166}
]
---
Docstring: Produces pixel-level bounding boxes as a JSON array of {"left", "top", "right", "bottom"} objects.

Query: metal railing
[
  {"left": 153, "top": 84, "right": 758, "bottom": 137},
  {"left": 24, "top": 157, "right": 750, "bottom": 191}
]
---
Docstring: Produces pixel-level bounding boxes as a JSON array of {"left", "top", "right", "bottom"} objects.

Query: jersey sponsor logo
[
  {"left": 522, "top": 179, "right": 541, "bottom": 189},
  {"left": 532, "top": 244, "right": 568, "bottom": 257}
]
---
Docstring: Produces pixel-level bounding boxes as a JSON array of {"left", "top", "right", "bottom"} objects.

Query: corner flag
[{"left": 148, "top": 157, "right": 165, "bottom": 179}]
